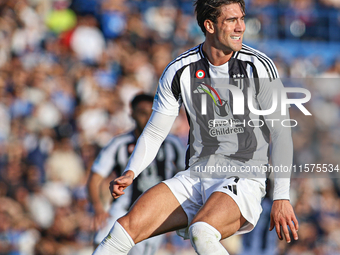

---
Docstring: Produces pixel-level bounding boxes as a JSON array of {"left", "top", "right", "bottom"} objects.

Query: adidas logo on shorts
[{"left": 223, "top": 184, "right": 237, "bottom": 195}]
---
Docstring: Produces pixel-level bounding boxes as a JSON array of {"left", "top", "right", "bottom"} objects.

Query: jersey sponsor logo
[
  {"left": 195, "top": 70, "right": 205, "bottom": 79},
  {"left": 208, "top": 119, "right": 245, "bottom": 137},
  {"left": 194, "top": 82, "right": 245, "bottom": 137},
  {"left": 194, "top": 82, "right": 230, "bottom": 117}
]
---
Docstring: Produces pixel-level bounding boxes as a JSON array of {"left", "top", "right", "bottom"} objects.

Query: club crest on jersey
[
  {"left": 196, "top": 70, "right": 205, "bottom": 79},
  {"left": 231, "top": 73, "right": 245, "bottom": 90},
  {"left": 232, "top": 73, "right": 245, "bottom": 78}
]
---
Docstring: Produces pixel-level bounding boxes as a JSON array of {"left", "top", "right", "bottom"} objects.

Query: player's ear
[{"left": 204, "top": 19, "right": 215, "bottom": 34}]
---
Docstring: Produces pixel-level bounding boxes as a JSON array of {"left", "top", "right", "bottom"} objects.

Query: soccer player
[
  {"left": 87, "top": 94, "right": 185, "bottom": 255},
  {"left": 93, "top": 0, "right": 299, "bottom": 254}
]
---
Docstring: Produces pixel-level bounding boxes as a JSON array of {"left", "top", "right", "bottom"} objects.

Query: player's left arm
[
  {"left": 256, "top": 71, "right": 299, "bottom": 243},
  {"left": 88, "top": 139, "right": 120, "bottom": 228},
  {"left": 268, "top": 111, "right": 298, "bottom": 242}
]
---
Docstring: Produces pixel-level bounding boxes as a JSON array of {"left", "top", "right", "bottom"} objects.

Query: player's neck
[{"left": 202, "top": 42, "right": 233, "bottom": 66}]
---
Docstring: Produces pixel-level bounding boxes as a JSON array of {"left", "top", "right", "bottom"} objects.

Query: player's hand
[
  {"left": 110, "top": 170, "right": 134, "bottom": 199},
  {"left": 269, "top": 199, "right": 299, "bottom": 243},
  {"left": 93, "top": 208, "right": 110, "bottom": 231}
]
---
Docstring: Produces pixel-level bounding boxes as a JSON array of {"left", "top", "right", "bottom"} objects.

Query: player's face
[
  {"left": 211, "top": 3, "right": 245, "bottom": 52},
  {"left": 132, "top": 101, "right": 153, "bottom": 132}
]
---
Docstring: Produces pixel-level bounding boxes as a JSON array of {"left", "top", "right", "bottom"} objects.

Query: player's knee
[
  {"left": 189, "top": 222, "right": 224, "bottom": 255},
  {"left": 117, "top": 215, "right": 141, "bottom": 242},
  {"left": 117, "top": 215, "right": 134, "bottom": 239}
]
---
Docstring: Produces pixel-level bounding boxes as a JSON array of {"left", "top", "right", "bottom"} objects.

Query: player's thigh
[
  {"left": 191, "top": 191, "right": 246, "bottom": 239},
  {"left": 118, "top": 182, "right": 188, "bottom": 243}
]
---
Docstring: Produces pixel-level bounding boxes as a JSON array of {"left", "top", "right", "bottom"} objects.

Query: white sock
[
  {"left": 189, "top": 222, "right": 229, "bottom": 255},
  {"left": 93, "top": 221, "right": 135, "bottom": 255}
]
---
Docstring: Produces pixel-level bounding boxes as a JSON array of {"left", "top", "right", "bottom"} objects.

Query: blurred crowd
[{"left": 0, "top": 0, "right": 339, "bottom": 254}]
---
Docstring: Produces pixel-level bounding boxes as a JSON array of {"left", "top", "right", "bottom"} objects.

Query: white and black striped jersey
[
  {"left": 91, "top": 131, "right": 185, "bottom": 212},
  {"left": 153, "top": 43, "right": 284, "bottom": 169}
]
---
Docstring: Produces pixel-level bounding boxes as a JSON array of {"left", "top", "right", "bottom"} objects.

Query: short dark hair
[
  {"left": 194, "top": 0, "right": 246, "bottom": 35},
  {"left": 131, "top": 94, "right": 154, "bottom": 110}
]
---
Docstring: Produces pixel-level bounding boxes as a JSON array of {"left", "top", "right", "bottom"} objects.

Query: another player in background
[
  {"left": 87, "top": 94, "right": 185, "bottom": 255},
  {"left": 240, "top": 179, "right": 278, "bottom": 255}
]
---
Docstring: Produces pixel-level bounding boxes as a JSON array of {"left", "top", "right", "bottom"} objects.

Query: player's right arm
[
  {"left": 111, "top": 65, "right": 182, "bottom": 199},
  {"left": 110, "top": 111, "right": 177, "bottom": 199}
]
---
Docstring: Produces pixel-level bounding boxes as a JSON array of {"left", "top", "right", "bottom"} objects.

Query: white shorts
[
  {"left": 162, "top": 155, "right": 266, "bottom": 239},
  {"left": 94, "top": 207, "right": 164, "bottom": 255}
]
